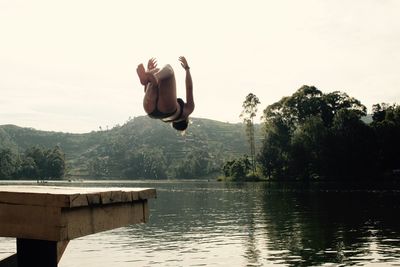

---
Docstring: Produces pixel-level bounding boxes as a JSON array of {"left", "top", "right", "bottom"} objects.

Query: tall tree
[
  {"left": 0, "top": 148, "right": 19, "bottom": 179},
  {"left": 290, "top": 116, "right": 328, "bottom": 180},
  {"left": 371, "top": 103, "right": 400, "bottom": 172},
  {"left": 259, "top": 86, "right": 370, "bottom": 181},
  {"left": 258, "top": 115, "right": 291, "bottom": 179},
  {"left": 240, "top": 93, "right": 260, "bottom": 176},
  {"left": 25, "top": 146, "right": 47, "bottom": 179},
  {"left": 46, "top": 146, "right": 66, "bottom": 179}
]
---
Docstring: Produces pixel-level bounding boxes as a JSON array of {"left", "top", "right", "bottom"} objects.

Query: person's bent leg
[
  {"left": 154, "top": 64, "right": 174, "bottom": 82},
  {"left": 157, "top": 65, "right": 177, "bottom": 112},
  {"left": 145, "top": 64, "right": 173, "bottom": 88},
  {"left": 143, "top": 83, "right": 158, "bottom": 114},
  {"left": 137, "top": 64, "right": 148, "bottom": 85}
]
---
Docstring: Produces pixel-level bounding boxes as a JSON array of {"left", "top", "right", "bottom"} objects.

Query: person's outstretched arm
[{"left": 179, "top": 56, "right": 195, "bottom": 115}]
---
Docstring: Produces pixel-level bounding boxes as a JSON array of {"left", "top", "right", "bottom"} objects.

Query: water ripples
[{"left": 1, "top": 181, "right": 400, "bottom": 266}]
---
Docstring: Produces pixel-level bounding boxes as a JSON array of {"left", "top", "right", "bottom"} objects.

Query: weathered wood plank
[
  {"left": 86, "top": 193, "right": 101, "bottom": 205},
  {"left": 0, "top": 203, "right": 62, "bottom": 241},
  {"left": 61, "top": 201, "right": 148, "bottom": 240},
  {"left": 143, "top": 200, "right": 149, "bottom": 223},
  {"left": 0, "top": 200, "right": 150, "bottom": 241},
  {"left": 68, "top": 194, "right": 89, "bottom": 207},
  {"left": 138, "top": 188, "right": 157, "bottom": 200},
  {"left": 0, "top": 190, "right": 71, "bottom": 208},
  {"left": 0, "top": 186, "right": 156, "bottom": 208}
]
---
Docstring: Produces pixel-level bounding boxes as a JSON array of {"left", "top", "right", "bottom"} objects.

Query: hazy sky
[{"left": 1, "top": 0, "right": 400, "bottom": 133}]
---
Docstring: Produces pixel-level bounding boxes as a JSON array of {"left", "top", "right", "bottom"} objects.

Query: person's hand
[
  {"left": 179, "top": 56, "right": 190, "bottom": 70},
  {"left": 147, "top": 58, "right": 157, "bottom": 70}
]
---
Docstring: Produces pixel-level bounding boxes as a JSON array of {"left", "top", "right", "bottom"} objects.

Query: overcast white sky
[{"left": 1, "top": 0, "right": 400, "bottom": 133}]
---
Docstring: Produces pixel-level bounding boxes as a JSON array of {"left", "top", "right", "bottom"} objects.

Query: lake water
[{"left": 1, "top": 180, "right": 400, "bottom": 266}]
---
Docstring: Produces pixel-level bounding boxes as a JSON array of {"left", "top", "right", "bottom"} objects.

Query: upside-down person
[{"left": 136, "top": 56, "right": 194, "bottom": 131}]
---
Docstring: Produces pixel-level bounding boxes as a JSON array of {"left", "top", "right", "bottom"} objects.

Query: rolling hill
[{"left": 0, "top": 116, "right": 260, "bottom": 179}]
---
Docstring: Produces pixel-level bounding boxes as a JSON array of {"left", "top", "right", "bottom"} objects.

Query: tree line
[
  {"left": 87, "top": 139, "right": 222, "bottom": 179},
  {"left": 1, "top": 117, "right": 248, "bottom": 180},
  {"left": 224, "top": 85, "right": 400, "bottom": 181},
  {"left": 0, "top": 146, "right": 65, "bottom": 180},
  {"left": 83, "top": 117, "right": 229, "bottom": 179}
]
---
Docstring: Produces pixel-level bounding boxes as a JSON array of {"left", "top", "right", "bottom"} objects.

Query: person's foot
[{"left": 136, "top": 64, "right": 148, "bottom": 85}]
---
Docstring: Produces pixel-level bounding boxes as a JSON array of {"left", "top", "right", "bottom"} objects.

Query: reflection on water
[{"left": 1, "top": 181, "right": 400, "bottom": 266}]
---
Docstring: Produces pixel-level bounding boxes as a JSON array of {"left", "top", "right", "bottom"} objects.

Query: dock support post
[{"left": 16, "top": 239, "right": 60, "bottom": 267}]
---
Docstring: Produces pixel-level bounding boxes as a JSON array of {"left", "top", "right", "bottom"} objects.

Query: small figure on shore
[{"left": 136, "top": 56, "right": 194, "bottom": 131}]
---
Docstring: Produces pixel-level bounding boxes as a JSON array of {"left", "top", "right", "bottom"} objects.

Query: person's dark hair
[{"left": 172, "top": 119, "right": 188, "bottom": 131}]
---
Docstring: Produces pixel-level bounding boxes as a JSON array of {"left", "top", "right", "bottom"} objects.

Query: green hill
[{"left": 0, "top": 117, "right": 259, "bottom": 179}]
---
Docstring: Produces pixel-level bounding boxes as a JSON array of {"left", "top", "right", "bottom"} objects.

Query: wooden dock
[{"left": 0, "top": 186, "right": 156, "bottom": 267}]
